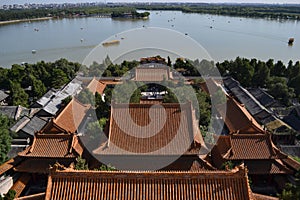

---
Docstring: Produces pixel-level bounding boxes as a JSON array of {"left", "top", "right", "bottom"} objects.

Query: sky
[{"left": 1, "top": 0, "right": 300, "bottom": 5}]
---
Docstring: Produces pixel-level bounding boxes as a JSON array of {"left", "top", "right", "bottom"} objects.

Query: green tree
[
  {"left": 9, "top": 81, "right": 29, "bottom": 107},
  {"left": 252, "top": 61, "right": 270, "bottom": 87},
  {"left": 279, "top": 170, "right": 300, "bottom": 200},
  {"left": 221, "top": 161, "right": 234, "bottom": 170},
  {"left": 75, "top": 156, "right": 88, "bottom": 170},
  {"left": 289, "top": 75, "right": 300, "bottom": 97},
  {"left": 0, "top": 114, "right": 12, "bottom": 164},
  {"left": 0, "top": 189, "right": 16, "bottom": 200},
  {"left": 271, "top": 60, "right": 286, "bottom": 77},
  {"left": 112, "top": 81, "right": 141, "bottom": 103},
  {"left": 97, "top": 164, "right": 116, "bottom": 171},
  {"left": 30, "top": 75, "right": 46, "bottom": 99},
  {"left": 95, "top": 92, "right": 109, "bottom": 119},
  {"left": 50, "top": 68, "right": 68, "bottom": 89},
  {"left": 267, "top": 77, "right": 295, "bottom": 106}
]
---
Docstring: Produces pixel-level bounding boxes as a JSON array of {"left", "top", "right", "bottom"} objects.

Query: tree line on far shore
[{"left": 0, "top": 6, "right": 143, "bottom": 21}]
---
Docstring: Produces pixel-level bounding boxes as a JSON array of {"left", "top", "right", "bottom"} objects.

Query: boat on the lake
[
  {"left": 288, "top": 38, "right": 294, "bottom": 46},
  {"left": 102, "top": 40, "right": 120, "bottom": 46},
  {"left": 32, "top": 50, "right": 37, "bottom": 54}
]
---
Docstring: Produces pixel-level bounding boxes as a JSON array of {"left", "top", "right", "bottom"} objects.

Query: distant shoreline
[{"left": 0, "top": 17, "right": 53, "bottom": 25}]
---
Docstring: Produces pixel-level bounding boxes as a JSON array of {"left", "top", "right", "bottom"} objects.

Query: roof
[
  {"left": 161, "top": 156, "right": 216, "bottom": 171},
  {"left": 227, "top": 134, "right": 278, "bottom": 160},
  {"left": 44, "top": 166, "right": 254, "bottom": 200},
  {"left": 211, "top": 134, "right": 293, "bottom": 175},
  {"left": 10, "top": 116, "right": 31, "bottom": 133},
  {"left": 217, "top": 96, "right": 265, "bottom": 134},
  {"left": 223, "top": 77, "right": 275, "bottom": 124},
  {"left": 253, "top": 193, "right": 279, "bottom": 200},
  {"left": 15, "top": 193, "right": 45, "bottom": 200},
  {"left": 34, "top": 89, "right": 57, "bottom": 108},
  {"left": 248, "top": 88, "right": 277, "bottom": 108},
  {"left": 0, "top": 90, "right": 9, "bottom": 101},
  {"left": 140, "top": 98, "right": 163, "bottom": 104},
  {"left": 10, "top": 173, "right": 31, "bottom": 198},
  {"left": 279, "top": 145, "right": 300, "bottom": 157},
  {"left": 244, "top": 160, "right": 293, "bottom": 175},
  {"left": 212, "top": 134, "right": 283, "bottom": 160},
  {"left": 40, "top": 78, "right": 82, "bottom": 116},
  {"left": 0, "top": 157, "right": 23, "bottom": 176},
  {"left": 281, "top": 157, "right": 300, "bottom": 172},
  {"left": 86, "top": 78, "right": 106, "bottom": 95},
  {"left": 14, "top": 158, "right": 76, "bottom": 174},
  {"left": 94, "top": 102, "right": 204, "bottom": 155},
  {"left": 0, "top": 105, "right": 30, "bottom": 120},
  {"left": 135, "top": 64, "right": 171, "bottom": 82},
  {"left": 283, "top": 113, "right": 300, "bottom": 131},
  {"left": 20, "top": 116, "right": 48, "bottom": 136},
  {"left": 18, "top": 133, "right": 83, "bottom": 158},
  {"left": 47, "top": 99, "right": 91, "bottom": 133}
]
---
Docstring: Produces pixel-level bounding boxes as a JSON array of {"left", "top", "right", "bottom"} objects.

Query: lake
[{"left": 0, "top": 10, "right": 299, "bottom": 68}]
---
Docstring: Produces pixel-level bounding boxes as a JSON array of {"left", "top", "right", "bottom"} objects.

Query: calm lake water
[{"left": 0, "top": 10, "right": 299, "bottom": 68}]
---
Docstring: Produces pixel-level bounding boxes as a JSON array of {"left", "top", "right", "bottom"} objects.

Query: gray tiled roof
[
  {"left": 21, "top": 116, "right": 48, "bottom": 136},
  {"left": 40, "top": 78, "right": 82, "bottom": 116},
  {"left": 0, "top": 90, "right": 8, "bottom": 101},
  {"left": 10, "top": 116, "right": 30, "bottom": 132}
]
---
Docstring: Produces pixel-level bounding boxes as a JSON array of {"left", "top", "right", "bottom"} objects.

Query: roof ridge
[{"left": 50, "top": 166, "right": 247, "bottom": 176}]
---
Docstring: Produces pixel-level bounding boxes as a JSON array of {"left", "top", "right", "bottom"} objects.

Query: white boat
[{"left": 32, "top": 50, "right": 37, "bottom": 54}]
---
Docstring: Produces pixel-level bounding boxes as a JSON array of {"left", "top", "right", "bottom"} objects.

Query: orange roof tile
[
  {"left": 15, "top": 193, "right": 45, "bottom": 200},
  {"left": 228, "top": 134, "right": 277, "bottom": 160},
  {"left": 14, "top": 158, "right": 76, "bottom": 174},
  {"left": 10, "top": 173, "right": 31, "bottom": 198},
  {"left": 161, "top": 156, "right": 216, "bottom": 171},
  {"left": 217, "top": 96, "right": 265, "bottom": 134},
  {"left": 211, "top": 134, "right": 293, "bottom": 175},
  {"left": 86, "top": 78, "right": 106, "bottom": 95},
  {"left": 244, "top": 160, "right": 293, "bottom": 175},
  {"left": 47, "top": 99, "right": 90, "bottom": 133},
  {"left": 94, "top": 102, "right": 205, "bottom": 155},
  {"left": 282, "top": 157, "right": 300, "bottom": 172},
  {"left": 140, "top": 98, "right": 163, "bottom": 104},
  {"left": 18, "top": 134, "right": 83, "bottom": 158},
  {"left": 253, "top": 193, "right": 279, "bottom": 200},
  {"left": 45, "top": 166, "right": 254, "bottom": 200},
  {"left": 135, "top": 66, "right": 170, "bottom": 82},
  {"left": 0, "top": 157, "right": 23, "bottom": 176}
]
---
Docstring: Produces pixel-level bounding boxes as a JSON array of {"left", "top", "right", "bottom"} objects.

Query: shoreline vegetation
[
  {"left": 0, "top": 6, "right": 149, "bottom": 25},
  {"left": 0, "top": 16, "right": 52, "bottom": 25},
  {"left": 0, "top": 3, "right": 300, "bottom": 24}
]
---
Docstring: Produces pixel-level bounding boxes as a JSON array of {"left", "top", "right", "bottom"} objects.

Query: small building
[
  {"left": 134, "top": 63, "right": 173, "bottom": 82},
  {"left": 210, "top": 133, "right": 299, "bottom": 193}
]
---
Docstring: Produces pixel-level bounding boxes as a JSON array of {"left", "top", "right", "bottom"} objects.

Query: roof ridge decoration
[{"left": 49, "top": 164, "right": 248, "bottom": 176}]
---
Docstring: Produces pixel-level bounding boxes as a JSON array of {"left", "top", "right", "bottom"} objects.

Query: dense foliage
[
  {"left": 111, "top": 10, "right": 150, "bottom": 18},
  {"left": 1, "top": 4, "right": 299, "bottom": 23},
  {"left": 0, "top": 114, "right": 13, "bottom": 164},
  {"left": 0, "top": 6, "right": 136, "bottom": 21},
  {"left": 75, "top": 156, "right": 88, "bottom": 170},
  {"left": 135, "top": 4, "right": 300, "bottom": 20},
  {"left": 0, "top": 58, "right": 80, "bottom": 107},
  {"left": 216, "top": 57, "right": 300, "bottom": 106},
  {"left": 279, "top": 170, "right": 300, "bottom": 199},
  {"left": 0, "top": 190, "right": 16, "bottom": 200}
]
